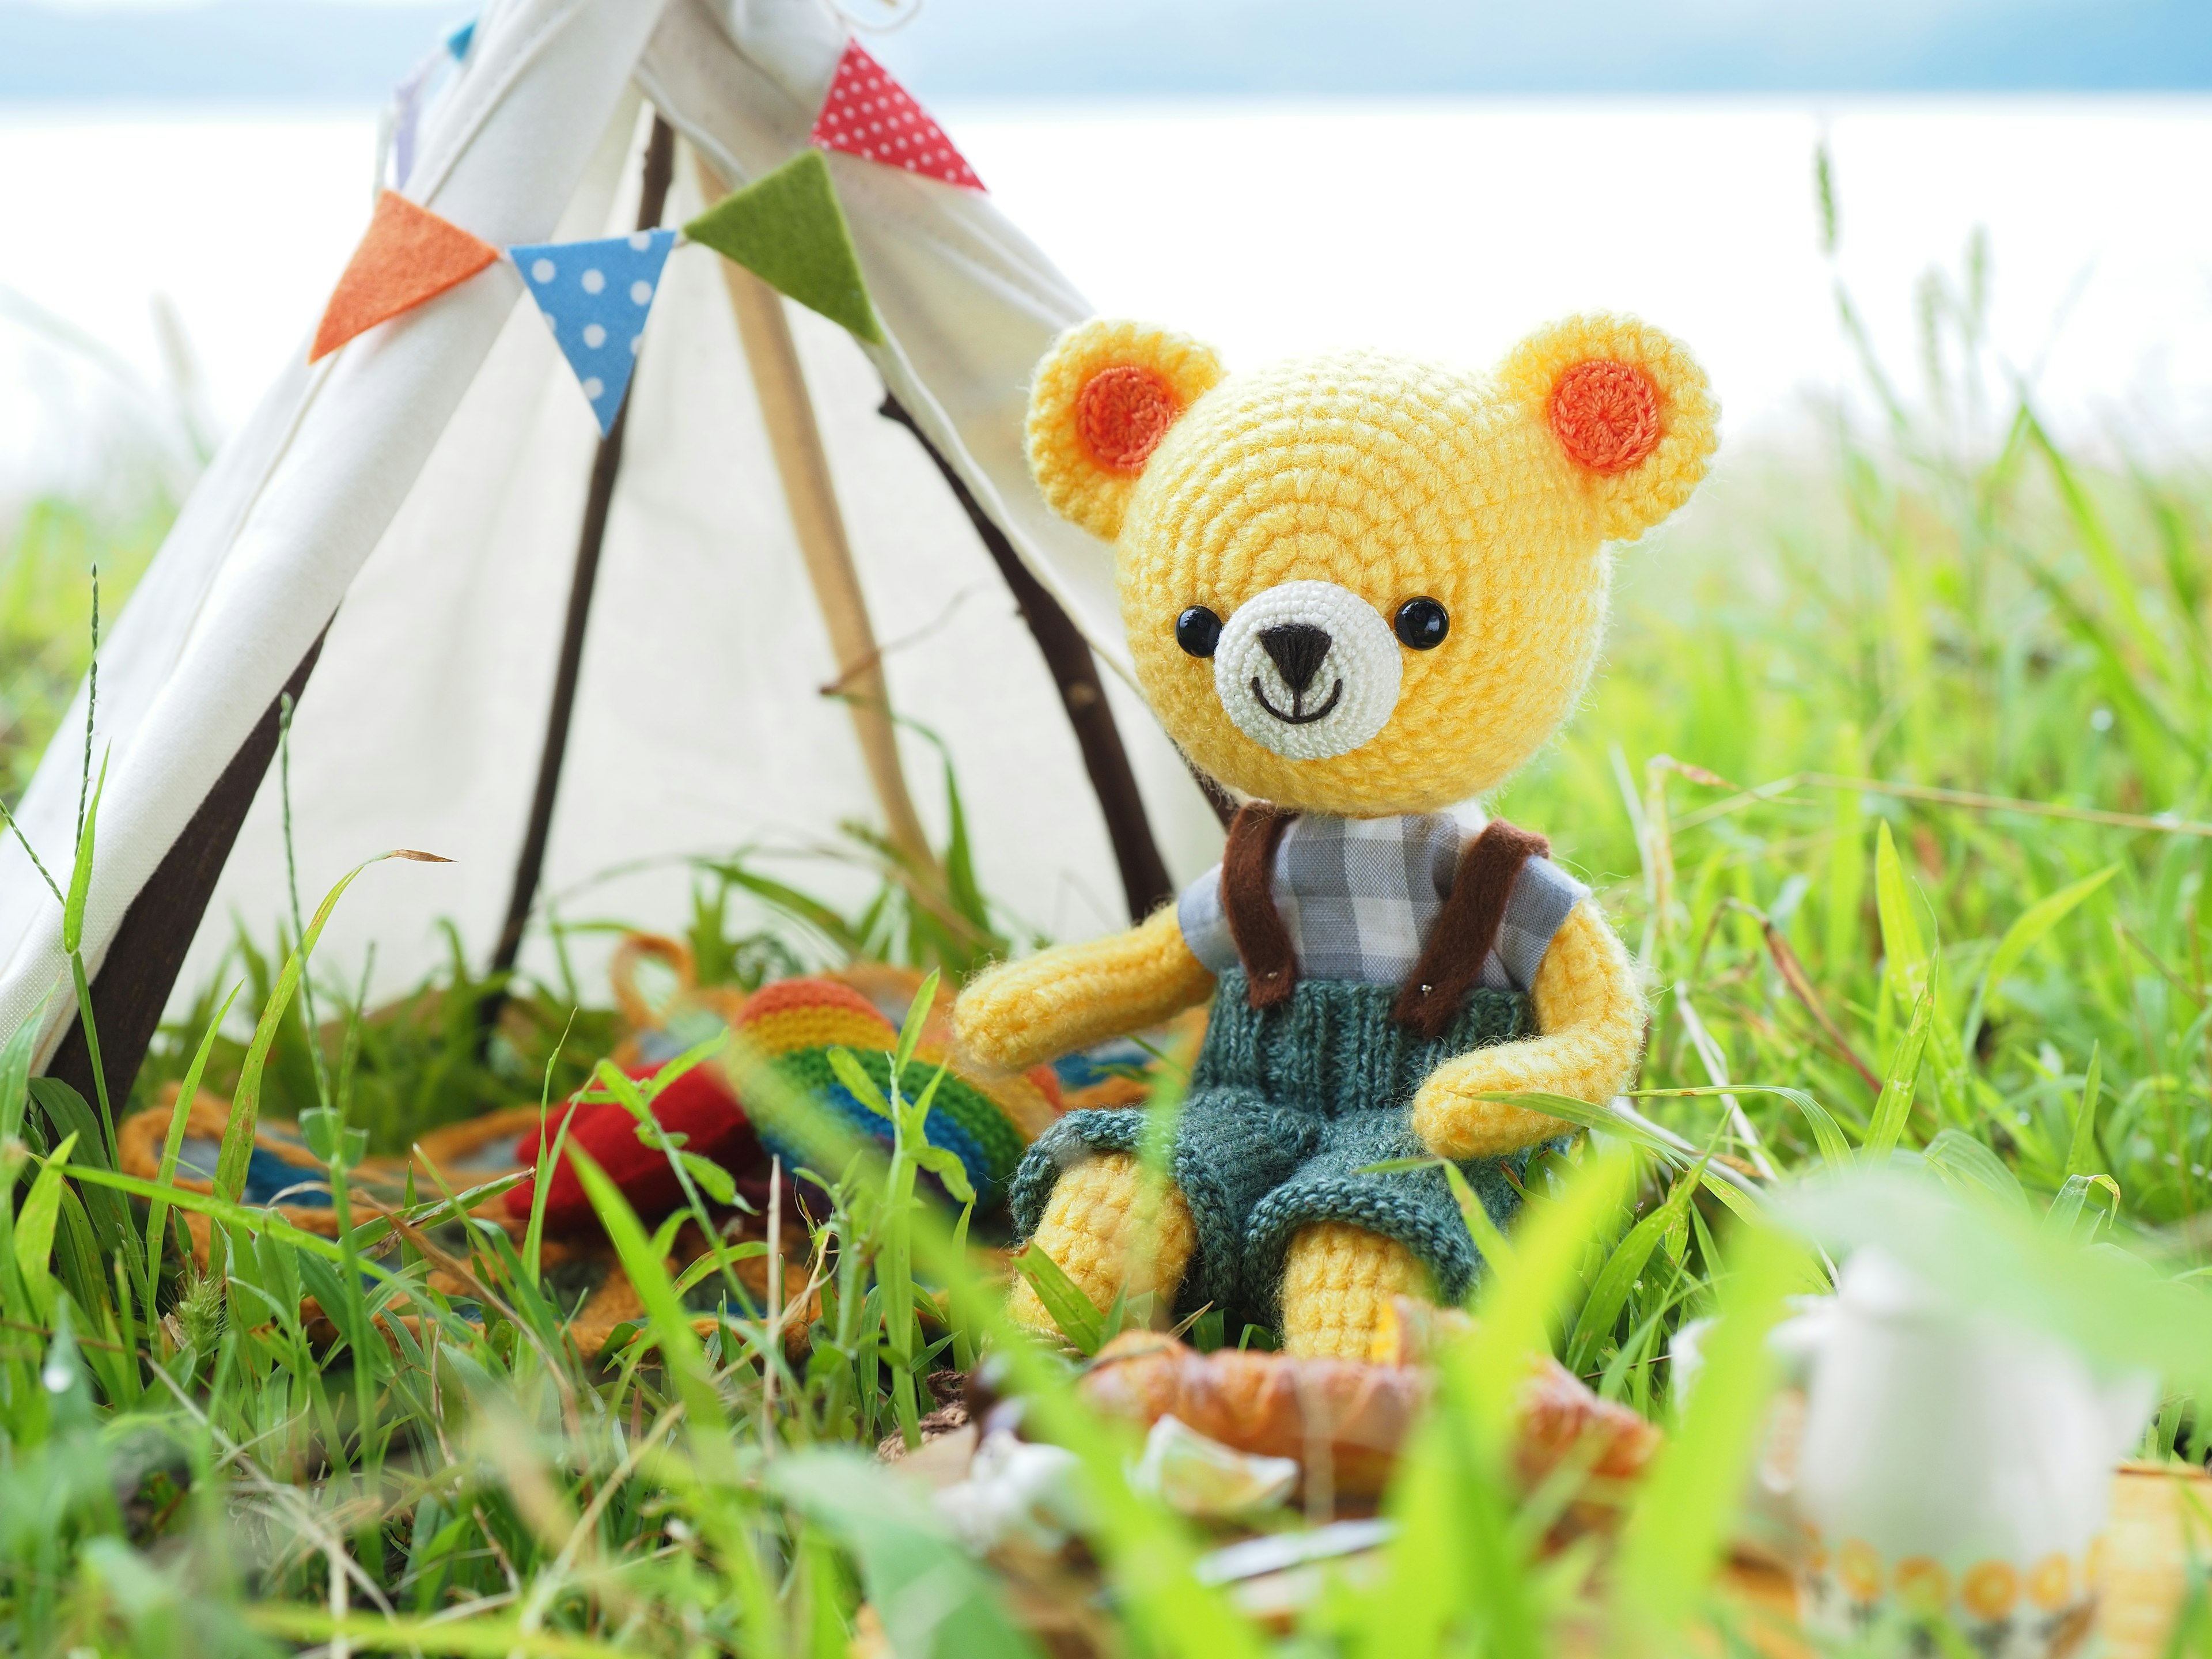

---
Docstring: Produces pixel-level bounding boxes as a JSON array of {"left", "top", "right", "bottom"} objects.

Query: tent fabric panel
[
  {"left": 3, "top": 0, "right": 1230, "bottom": 1056},
  {"left": 0, "top": 335, "right": 315, "bottom": 965},
  {"left": 0, "top": 0, "right": 671, "bottom": 1065},
  {"left": 177, "top": 169, "right": 1213, "bottom": 1013},
  {"left": 634, "top": 1, "right": 1145, "bottom": 688}
]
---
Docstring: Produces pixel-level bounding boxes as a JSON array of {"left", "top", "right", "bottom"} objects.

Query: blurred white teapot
[{"left": 1783, "top": 1249, "right": 2154, "bottom": 1651}]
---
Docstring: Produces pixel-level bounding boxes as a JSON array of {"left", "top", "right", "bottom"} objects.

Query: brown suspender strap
[
  {"left": 1392, "top": 817, "right": 1552, "bottom": 1040},
  {"left": 1221, "top": 802, "right": 1300, "bottom": 1009}
]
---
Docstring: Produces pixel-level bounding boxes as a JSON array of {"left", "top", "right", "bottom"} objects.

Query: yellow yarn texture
[
  {"left": 1025, "top": 309, "right": 1717, "bottom": 814},
  {"left": 1026, "top": 319, "right": 1225, "bottom": 544},
  {"left": 955, "top": 904, "right": 1214, "bottom": 1073},
  {"left": 1279, "top": 1222, "right": 1433, "bottom": 1359},
  {"left": 1410, "top": 898, "right": 1646, "bottom": 1159},
  {"left": 1005, "top": 1151, "right": 1198, "bottom": 1336},
  {"left": 1495, "top": 313, "right": 1718, "bottom": 544}
]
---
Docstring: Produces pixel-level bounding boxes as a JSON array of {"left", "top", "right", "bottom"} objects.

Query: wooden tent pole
[
  {"left": 694, "top": 155, "right": 938, "bottom": 880},
  {"left": 482, "top": 113, "right": 676, "bottom": 1025}
]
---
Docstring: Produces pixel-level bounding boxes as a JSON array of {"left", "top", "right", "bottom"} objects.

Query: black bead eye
[
  {"left": 1176, "top": 606, "right": 1223, "bottom": 658},
  {"left": 1394, "top": 597, "right": 1449, "bottom": 650}
]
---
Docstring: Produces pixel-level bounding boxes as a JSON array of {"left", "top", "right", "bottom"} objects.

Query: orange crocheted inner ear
[
  {"left": 1076, "top": 363, "right": 1183, "bottom": 472},
  {"left": 1549, "top": 358, "right": 1661, "bottom": 474}
]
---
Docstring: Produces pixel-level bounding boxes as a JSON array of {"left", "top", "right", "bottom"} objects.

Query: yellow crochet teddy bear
[{"left": 956, "top": 313, "right": 1717, "bottom": 1358}]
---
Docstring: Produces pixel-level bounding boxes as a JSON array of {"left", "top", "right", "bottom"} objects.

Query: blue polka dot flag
[{"left": 509, "top": 228, "right": 676, "bottom": 435}]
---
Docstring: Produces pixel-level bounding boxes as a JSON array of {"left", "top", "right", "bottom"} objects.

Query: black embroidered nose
[{"left": 1259, "top": 623, "right": 1331, "bottom": 695}]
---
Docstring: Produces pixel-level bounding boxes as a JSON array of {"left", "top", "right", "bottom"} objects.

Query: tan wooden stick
[{"left": 694, "top": 154, "right": 938, "bottom": 878}]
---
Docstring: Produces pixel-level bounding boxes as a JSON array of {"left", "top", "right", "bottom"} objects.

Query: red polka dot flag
[{"left": 808, "top": 40, "right": 984, "bottom": 192}]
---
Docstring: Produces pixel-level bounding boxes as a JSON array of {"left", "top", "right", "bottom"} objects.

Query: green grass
[{"left": 3, "top": 164, "right": 2212, "bottom": 1656}]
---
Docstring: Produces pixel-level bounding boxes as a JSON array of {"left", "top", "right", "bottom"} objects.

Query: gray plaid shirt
[{"left": 1176, "top": 813, "right": 1586, "bottom": 992}]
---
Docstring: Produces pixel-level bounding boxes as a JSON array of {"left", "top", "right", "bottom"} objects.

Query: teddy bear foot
[
  {"left": 1008, "top": 1152, "right": 1197, "bottom": 1340},
  {"left": 1279, "top": 1221, "right": 1435, "bottom": 1359}
]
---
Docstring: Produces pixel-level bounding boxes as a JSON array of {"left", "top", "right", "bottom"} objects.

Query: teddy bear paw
[{"left": 1410, "top": 1065, "right": 1559, "bottom": 1161}]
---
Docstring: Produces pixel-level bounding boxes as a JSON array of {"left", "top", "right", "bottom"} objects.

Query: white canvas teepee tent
[{"left": 0, "top": 0, "right": 1225, "bottom": 1090}]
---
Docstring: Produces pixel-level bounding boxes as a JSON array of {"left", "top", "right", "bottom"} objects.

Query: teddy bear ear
[
  {"left": 1026, "top": 319, "right": 1226, "bottom": 541},
  {"left": 1497, "top": 313, "right": 1719, "bottom": 543}
]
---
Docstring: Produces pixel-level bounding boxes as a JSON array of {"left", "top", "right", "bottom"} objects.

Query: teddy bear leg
[
  {"left": 1007, "top": 1152, "right": 1197, "bottom": 1339},
  {"left": 1279, "top": 1221, "right": 1434, "bottom": 1359}
]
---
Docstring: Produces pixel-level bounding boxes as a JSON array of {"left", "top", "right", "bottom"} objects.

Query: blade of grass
[
  {"left": 214, "top": 850, "right": 448, "bottom": 1203},
  {"left": 1611, "top": 1219, "right": 1812, "bottom": 1638},
  {"left": 1566, "top": 1163, "right": 1702, "bottom": 1374},
  {"left": 14, "top": 1131, "right": 78, "bottom": 1313},
  {"left": 146, "top": 980, "right": 240, "bottom": 1293},
  {"left": 1873, "top": 819, "right": 1929, "bottom": 996},
  {"left": 1921, "top": 1128, "right": 2027, "bottom": 1209},
  {"left": 2065, "top": 1043, "right": 2104, "bottom": 1179},
  {"left": 521, "top": 1008, "right": 579, "bottom": 1287},
  {"left": 565, "top": 1143, "right": 737, "bottom": 1482},
  {"left": 1864, "top": 974, "right": 1935, "bottom": 1162},
  {"left": 769, "top": 1450, "right": 1041, "bottom": 1659},
  {"left": 1007, "top": 1240, "right": 1105, "bottom": 1355},
  {"left": 62, "top": 749, "right": 116, "bottom": 1163},
  {"left": 1961, "top": 864, "right": 2120, "bottom": 1057}
]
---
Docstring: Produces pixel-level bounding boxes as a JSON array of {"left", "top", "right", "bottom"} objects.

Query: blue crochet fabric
[
  {"left": 1010, "top": 969, "right": 1555, "bottom": 1330},
  {"left": 243, "top": 1145, "right": 331, "bottom": 1209}
]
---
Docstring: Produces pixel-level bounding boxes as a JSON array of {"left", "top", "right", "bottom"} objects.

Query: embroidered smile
[{"left": 1252, "top": 677, "right": 1344, "bottom": 725}]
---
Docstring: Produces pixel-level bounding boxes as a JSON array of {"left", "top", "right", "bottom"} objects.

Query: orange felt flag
[{"left": 309, "top": 190, "right": 500, "bottom": 363}]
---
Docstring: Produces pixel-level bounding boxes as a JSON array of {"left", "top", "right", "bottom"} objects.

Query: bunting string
[{"left": 311, "top": 32, "right": 982, "bottom": 377}]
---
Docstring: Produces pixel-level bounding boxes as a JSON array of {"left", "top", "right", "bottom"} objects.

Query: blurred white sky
[{"left": 4, "top": 97, "right": 2211, "bottom": 503}]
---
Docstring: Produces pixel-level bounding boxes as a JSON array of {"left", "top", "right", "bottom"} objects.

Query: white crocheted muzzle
[{"left": 1212, "top": 579, "right": 1402, "bottom": 762}]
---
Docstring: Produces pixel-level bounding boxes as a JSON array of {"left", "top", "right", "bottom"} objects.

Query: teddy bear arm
[
  {"left": 1409, "top": 899, "right": 1644, "bottom": 1160},
  {"left": 953, "top": 905, "right": 1216, "bottom": 1071}
]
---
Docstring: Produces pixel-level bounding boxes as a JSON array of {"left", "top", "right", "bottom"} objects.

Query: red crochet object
[{"left": 505, "top": 1061, "right": 763, "bottom": 1232}]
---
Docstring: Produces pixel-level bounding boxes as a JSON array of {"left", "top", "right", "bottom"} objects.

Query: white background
[{"left": 6, "top": 97, "right": 2212, "bottom": 499}]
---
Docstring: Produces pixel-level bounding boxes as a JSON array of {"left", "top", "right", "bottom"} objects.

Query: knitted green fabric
[{"left": 1011, "top": 970, "right": 1552, "bottom": 1330}]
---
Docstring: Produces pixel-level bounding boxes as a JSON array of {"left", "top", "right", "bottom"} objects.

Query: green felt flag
[{"left": 684, "top": 149, "right": 884, "bottom": 345}]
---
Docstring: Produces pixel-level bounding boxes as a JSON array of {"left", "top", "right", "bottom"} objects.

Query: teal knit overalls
[{"left": 1010, "top": 810, "right": 1562, "bottom": 1335}]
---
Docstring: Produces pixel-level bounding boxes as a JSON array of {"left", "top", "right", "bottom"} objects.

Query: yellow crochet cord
[
  {"left": 1005, "top": 1151, "right": 1198, "bottom": 1336},
  {"left": 1410, "top": 899, "right": 1646, "bottom": 1160},
  {"left": 1279, "top": 1222, "right": 1432, "bottom": 1359},
  {"left": 955, "top": 904, "right": 1214, "bottom": 1073}
]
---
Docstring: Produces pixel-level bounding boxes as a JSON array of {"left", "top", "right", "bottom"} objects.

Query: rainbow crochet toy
[
  {"left": 507, "top": 975, "right": 1058, "bottom": 1232},
  {"left": 959, "top": 313, "right": 1718, "bottom": 1358},
  {"left": 734, "top": 978, "right": 1053, "bottom": 1203}
]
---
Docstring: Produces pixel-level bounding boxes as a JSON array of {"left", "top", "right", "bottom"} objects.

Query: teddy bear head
[{"left": 1025, "top": 315, "right": 1718, "bottom": 817}]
